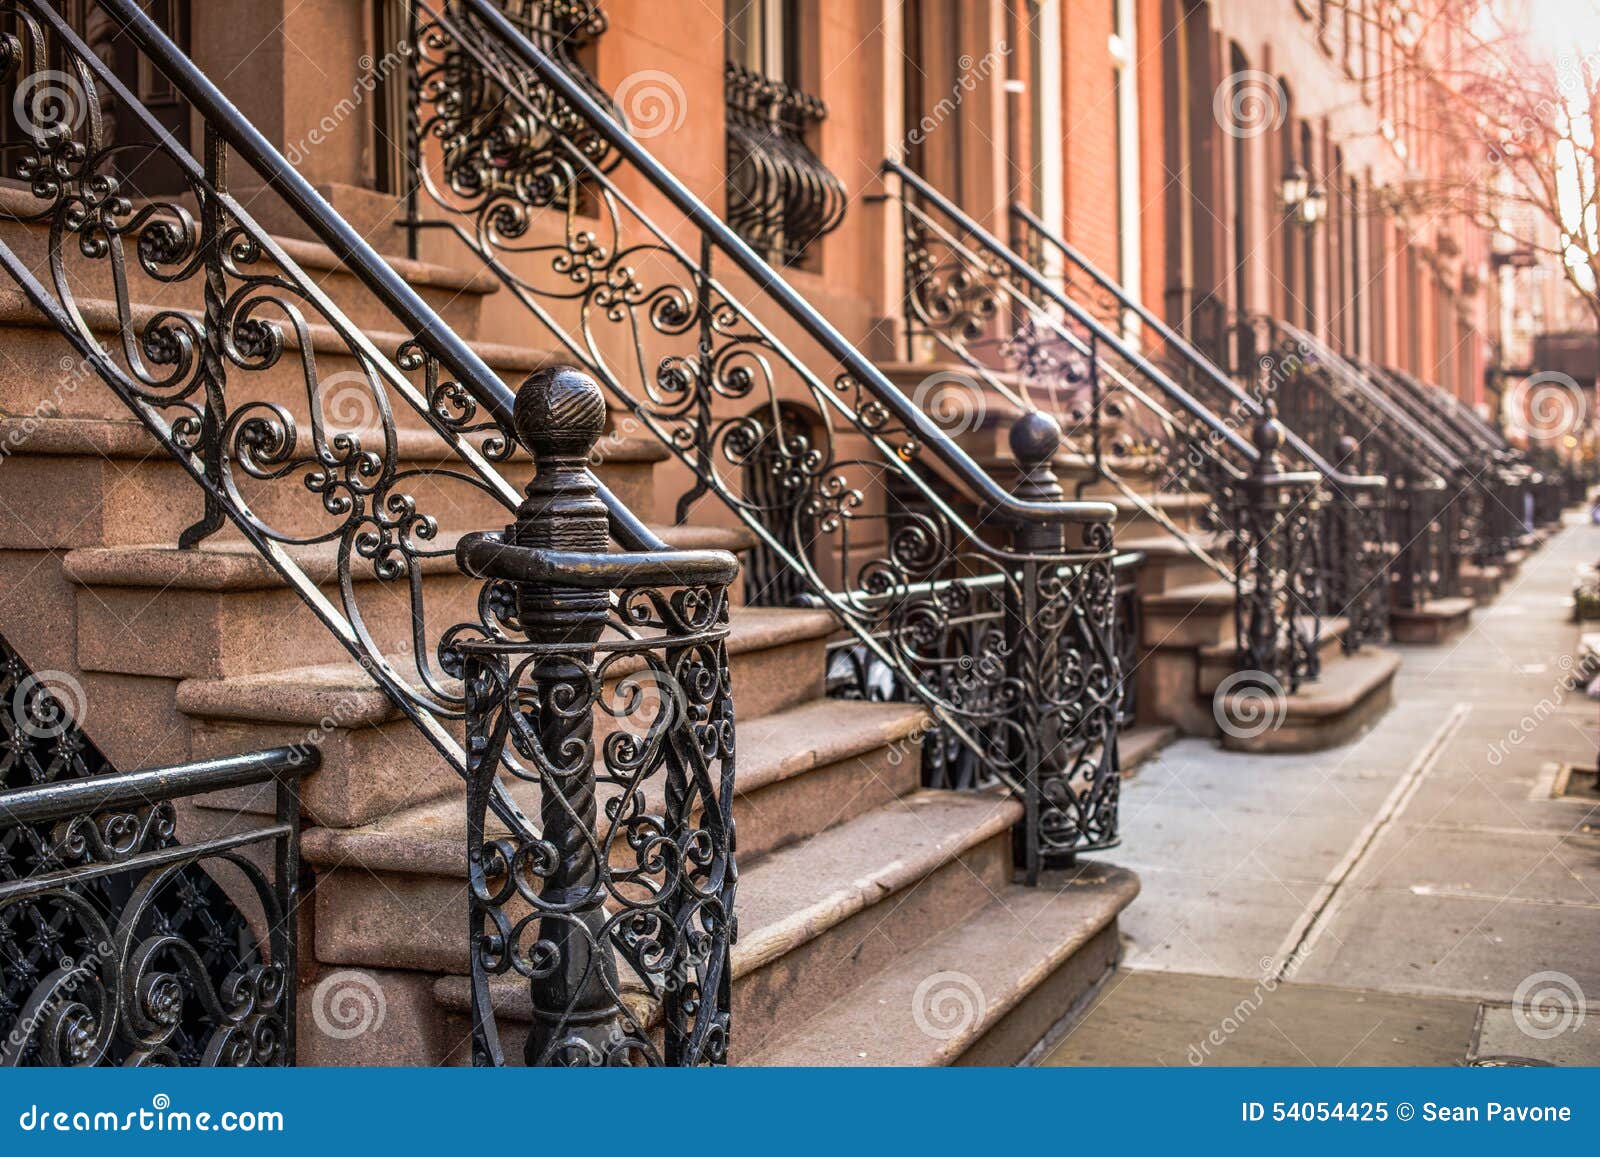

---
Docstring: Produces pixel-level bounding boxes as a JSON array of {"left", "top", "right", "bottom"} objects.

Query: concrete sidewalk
[{"left": 1045, "top": 514, "right": 1600, "bottom": 1066}]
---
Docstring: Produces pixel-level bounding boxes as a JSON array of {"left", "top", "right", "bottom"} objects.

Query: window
[{"left": 724, "top": 0, "right": 845, "bottom": 266}]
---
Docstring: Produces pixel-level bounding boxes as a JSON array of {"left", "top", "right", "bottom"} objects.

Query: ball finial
[
  {"left": 1336, "top": 433, "right": 1360, "bottom": 464},
  {"left": 1251, "top": 399, "right": 1284, "bottom": 458},
  {"left": 1008, "top": 410, "right": 1062, "bottom": 469},
  {"left": 513, "top": 365, "right": 608, "bottom": 460}
]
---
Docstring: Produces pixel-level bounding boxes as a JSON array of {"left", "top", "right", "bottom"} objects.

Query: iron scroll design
[
  {"left": 457, "top": 367, "right": 737, "bottom": 1065},
  {"left": 0, "top": 632, "right": 312, "bottom": 1067},
  {"left": 886, "top": 162, "right": 1341, "bottom": 690},
  {"left": 0, "top": 0, "right": 601, "bottom": 836},
  {"left": 403, "top": 0, "right": 1125, "bottom": 865}
]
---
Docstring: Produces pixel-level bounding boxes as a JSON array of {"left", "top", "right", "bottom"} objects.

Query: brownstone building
[{"left": 0, "top": 0, "right": 1571, "bottom": 1070}]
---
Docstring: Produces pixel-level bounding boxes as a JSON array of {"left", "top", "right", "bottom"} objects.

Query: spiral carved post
[{"left": 507, "top": 366, "right": 623, "bottom": 1065}]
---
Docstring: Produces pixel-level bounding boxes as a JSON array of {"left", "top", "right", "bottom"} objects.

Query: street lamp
[
  {"left": 1280, "top": 161, "right": 1325, "bottom": 228},
  {"left": 1280, "top": 161, "right": 1309, "bottom": 211}
]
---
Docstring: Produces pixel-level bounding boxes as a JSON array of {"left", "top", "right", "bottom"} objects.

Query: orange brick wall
[{"left": 1060, "top": 1, "right": 1120, "bottom": 277}]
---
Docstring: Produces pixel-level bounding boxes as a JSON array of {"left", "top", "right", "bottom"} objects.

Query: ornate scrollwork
[
  {"left": 0, "top": 632, "right": 296, "bottom": 1067},
  {"left": 0, "top": 0, "right": 546, "bottom": 832},
  {"left": 405, "top": 0, "right": 1123, "bottom": 868}
]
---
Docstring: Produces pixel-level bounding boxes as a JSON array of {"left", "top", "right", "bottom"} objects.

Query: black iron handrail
[
  {"left": 97, "top": 0, "right": 666, "bottom": 554},
  {"left": 1009, "top": 203, "right": 1386, "bottom": 496},
  {"left": 0, "top": 747, "right": 315, "bottom": 830},
  {"left": 880, "top": 160, "right": 1338, "bottom": 686},
  {"left": 1374, "top": 362, "right": 1517, "bottom": 460},
  {"left": 456, "top": 0, "right": 1110, "bottom": 529},
  {"left": 887, "top": 160, "right": 1257, "bottom": 463}
]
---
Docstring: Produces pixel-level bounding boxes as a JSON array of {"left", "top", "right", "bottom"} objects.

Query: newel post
[
  {"left": 505, "top": 365, "right": 623, "bottom": 1065},
  {"left": 1242, "top": 401, "right": 1287, "bottom": 677},
  {"left": 1006, "top": 411, "right": 1066, "bottom": 884}
]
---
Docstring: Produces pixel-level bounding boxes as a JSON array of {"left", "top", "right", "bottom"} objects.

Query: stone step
[
  {"left": 0, "top": 415, "right": 667, "bottom": 549},
  {"left": 1460, "top": 563, "right": 1503, "bottom": 606},
  {"left": 1390, "top": 595, "right": 1474, "bottom": 644},
  {"left": 747, "top": 863, "right": 1138, "bottom": 1066},
  {"left": 1140, "top": 579, "right": 1236, "bottom": 649},
  {"left": 1216, "top": 646, "right": 1401, "bottom": 754},
  {"left": 0, "top": 187, "right": 501, "bottom": 339},
  {"left": 178, "top": 603, "right": 838, "bottom": 827},
  {"left": 1119, "top": 723, "right": 1177, "bottom": 774},
  {"left": 61, "top": 516, "right": 737, "bottom": 680},
  {"left": 0, "top": 288, "right": 558, "bottom": 428},
  {"left": 1118, "top": 532, "right": 1227, "bottom": 595},
  {"left": 1195, "top": 615, "right": 1350, "bottom": 696},
  {"left": 422, "top": 789, "right": 1024, "bottom": 1064}
]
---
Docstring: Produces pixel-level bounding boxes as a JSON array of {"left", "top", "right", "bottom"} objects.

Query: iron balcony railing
[
  {"left": 1008, "top": 203, "right": 1394, "bottom": 653},
  {"left": 398, "top": 0, "right": 1125, "bottom": 873}
]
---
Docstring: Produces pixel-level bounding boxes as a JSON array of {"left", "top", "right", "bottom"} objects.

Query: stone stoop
[
  {"left": 1127, "top": 518, "right": 1399, "bottom": 752},
  {"left": 0, "top": 218, "right": 1145, "bottom": 1069},
  {"left": 1390, "top": 596, "right": 1475, "bottom": 645}
]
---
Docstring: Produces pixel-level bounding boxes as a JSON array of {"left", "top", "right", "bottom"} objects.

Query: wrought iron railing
[
  {"left": 0, "top": 0, "right": 708, "bottom": 853},
  {"left": 1366, "top": 362, "right": 1540, "bottom": 553},
  {"left": 1236, "top": 318, "right": 1470, "bottom": 613},
  {"left": 723, "top": 60, "right": 845, "bottom": 265},
  {"left": 1008, "top": 203, "right": 1393, "bottom": 654},
  {"left": 457, "top": 367, "right": 739, "bottom": 1066},
  {"left": 881, "top": 161, "right": 1329, "bottom": 691},
  {"left": 0, "top": 632, "right": 314, "bottom": 1066},
  {"left": 398, "top": 0, "right": 1125, "bottom": 873}
]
